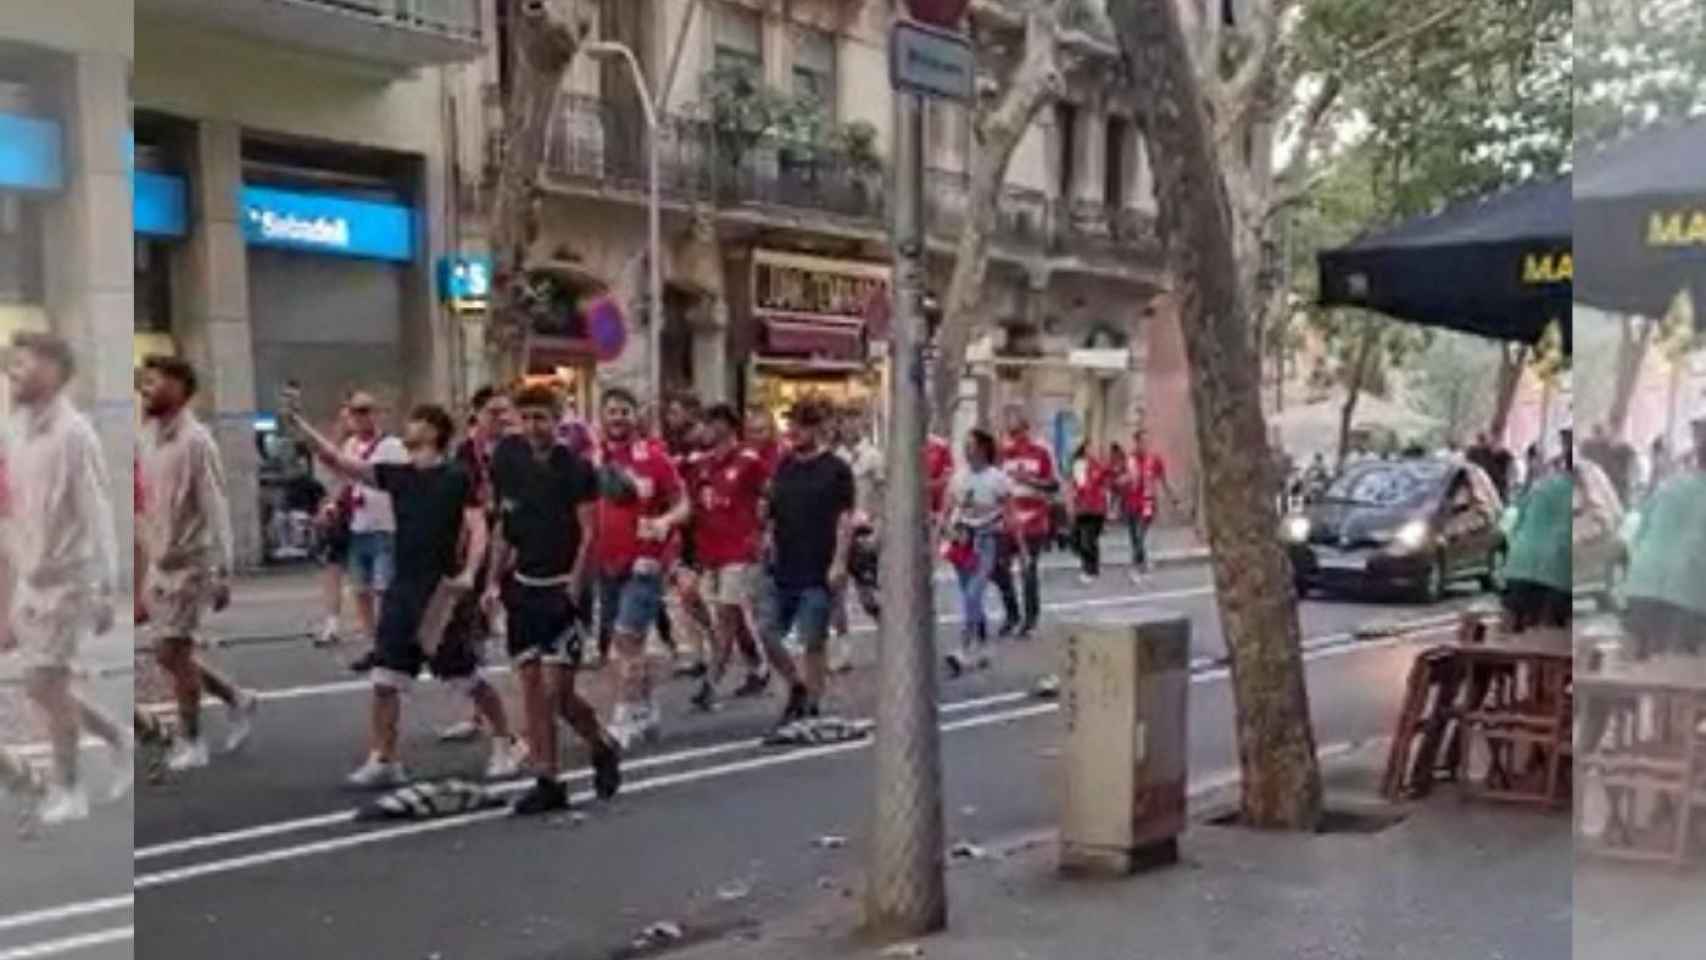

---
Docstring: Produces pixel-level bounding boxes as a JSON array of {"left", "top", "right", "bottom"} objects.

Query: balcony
[
  {"left": 544, "top": 95, "right": 885, "bottom": 226},
  {"left": 137, "top": 0, "right": 484, "bottom": 71},
  {"left": 1052, "top": 203, "right": 1164, "bottom": 265},
  {"left": 924, "top": 168, "right": 1050, "bottom": 252}
]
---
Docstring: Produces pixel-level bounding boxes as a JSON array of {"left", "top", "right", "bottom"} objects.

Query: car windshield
[{"left": 1322, "top": 462, "right": 1448, "bottom": 508}]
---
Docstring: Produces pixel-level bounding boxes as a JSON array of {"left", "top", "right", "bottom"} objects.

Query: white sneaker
[
  {"left": 225, "top": 691, "right": 259, "bottom": 754},
  {"left": 346, "top": 755, "right": 408, "bottom": 789},
  {"left": 438, "top": 719, "right": 482, "bottom": 742},
  {"left": 165, "top": 737, "right": 210, "bottom": 773},
  {"left": 829, "top": 637, "right": 854, "bottom": 674},
  {"left": 1128, "top": 568, "right": 1144, "bottom": 585},
  {"left": 608, "top": 702, "right": 661, "bottom": 752},
  {"left": 485, "top": 737, "right": 526, "bottom": 780},
  {"left": 37, "top": 783, "right": 90, "bottom": 826},
  {"left": 106, "top": 738, "right": 134, "bottom": 804},
  {"left": 1078, "top": 573, "right": 1096, "bottom": 586},
  {"left": 314, "top": 617, "right": 341, "bottom": 647}
]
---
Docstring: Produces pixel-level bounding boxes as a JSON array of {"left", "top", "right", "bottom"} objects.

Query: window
[
  {"left": 1105, "top": 116, "right": 1129, "bottom": 209},
  {"left": 1056, "top": 103, "right": 1079, "bottom": 200},
  {"left": 793, "top": 28, "right": 837, "bottom": 115},
  {"left": 714, "top": 4, "right": 763, "bottom": 76}
]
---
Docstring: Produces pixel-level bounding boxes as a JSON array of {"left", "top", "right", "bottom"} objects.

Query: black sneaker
[
  {"left": 732, "top": 670, "right": 771, "bottom": 699},
  {"left": 997, "top": 621, "right": 1018, "bottom": 639},
  {"left": 690, "top": 680, "right": 717, "bottom": 713},
  {"left": 512, "top": 777, "right": 569, "bottom": 816},
  {"left": 348, "top": 651, "right": 377, "bottom": 674},
  {"left": 778, "top": 683, "right": 810, "bottom": 727},
  {"left": 944, "top": 650, "right": 965, "bottom": 678},
  {"left": 592, "top": 741, "right": 623, "bottom": 801}
]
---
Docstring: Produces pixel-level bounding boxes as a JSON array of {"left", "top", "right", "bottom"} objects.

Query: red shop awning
[{"left": 760, "top": 316, "right": 864, "bottom": 362}]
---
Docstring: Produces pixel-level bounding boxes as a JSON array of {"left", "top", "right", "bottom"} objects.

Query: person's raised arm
[{"left": 287, "top": 407, "right": 377, "bottom": 487}]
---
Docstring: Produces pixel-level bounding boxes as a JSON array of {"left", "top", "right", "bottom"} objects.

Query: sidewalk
[{"left": 665, "top": 744, "right": 1571, "bottom": 960}]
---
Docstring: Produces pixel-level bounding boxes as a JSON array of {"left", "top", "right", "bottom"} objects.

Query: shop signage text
[
  {"left": 239, "top": 184, "right": 414, "bottom": 262},
  {"left": 0, "top": 113, "right": 64, "bottom": 192},
  {"left": 1520, "top": 251, "right": 1571, "bottom": 285},
  {"left": 1647, "top": 209, "right": 1706, "bottom": 248},
  {"left": 754, "top": 252, "right": 891, "bottom": 321}
]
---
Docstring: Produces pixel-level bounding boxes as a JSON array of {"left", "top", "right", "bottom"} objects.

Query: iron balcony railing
[
  {"left": 300, "top": 0, "right": 482, "bottom": 41},
  {"left": 924, "top": 168, "right": 1051, "bottom": 250},
  {"left": 546, "top": 94, "right": 884, "bottom": 222}
]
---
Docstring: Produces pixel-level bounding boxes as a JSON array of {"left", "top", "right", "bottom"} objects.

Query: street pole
[{"left": 867, "top": 87, "right": 946, "bottom": 937}]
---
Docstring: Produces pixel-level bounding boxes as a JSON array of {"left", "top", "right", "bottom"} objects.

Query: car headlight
[
  {"left": 1281, "top": 516, "right": 1311, "bottom": 543},
  {"left": 1392, "top": 519, "right": 1430, "bottom": 552}
]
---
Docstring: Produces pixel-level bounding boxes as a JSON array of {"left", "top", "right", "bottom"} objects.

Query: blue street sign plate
[{"left": 890, "top": 19, "right": 975, "bottom": 101}]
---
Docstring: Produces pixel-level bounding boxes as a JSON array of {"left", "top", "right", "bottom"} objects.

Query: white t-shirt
[
  {"left": 949, "top": 465, "right": 1011, "bottom": 530},
  {"left": 341, "top": 434, "right": 408, "bottom": 534}
]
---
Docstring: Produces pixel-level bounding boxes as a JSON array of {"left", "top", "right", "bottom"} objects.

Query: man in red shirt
[
  {"left": 594, "top": 388, "right": 689, "bottom": 749},
  {"left": 1121, "top": 428, "right": 1177, "bottom": 584},
  {"left": 686, "top": 404, "right": 773, "bottom": 710},
  {"left": 998, "top": 406, "right": 1059, "bottom": 638},
  {"left": 1068, "top": 445, "right": 1111, "bottom": 582},
  {"left": 925, "top": 433, "right": 954, "bottom": 523}
]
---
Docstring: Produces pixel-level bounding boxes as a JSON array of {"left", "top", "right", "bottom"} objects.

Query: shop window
[
  {"left": 714, "top": 4, "right": 764, "bottom": 76},
  {"left": 134, "top": 237, "right": 173, "bottom": 334},
  {"left": 793, "top": 28, "right": 837, "bottom": 117}
]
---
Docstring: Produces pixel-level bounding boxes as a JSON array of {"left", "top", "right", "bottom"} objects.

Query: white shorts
[
  {"left": 702, "top": 563, "right": 758, "bottom": 608},
  {"left": 11, "top": 581, "right": 93, "bottom": 671},
  {"left": 144, "top": 565, "right": 210, "bottom": 644}
]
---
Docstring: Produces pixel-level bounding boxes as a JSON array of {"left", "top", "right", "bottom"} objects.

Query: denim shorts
[
  {"left": 761, "top": 581, "right": 833, "bottom": 653},
  {"left": 346, "top": 531, "right": 396, "bottom": 592},
  {"left": 599, "top": 570, "right": 664, "bottom": 638}
]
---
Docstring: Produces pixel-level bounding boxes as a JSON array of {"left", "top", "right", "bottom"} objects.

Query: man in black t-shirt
[
  {"left": 287, "top": 398, "right": 522, "bottom": 789},
  {"left": 761, "top": 399, "right": 855, "bottom": 725},
  {"left": 485, "top": 385, "right": 622, "bottom": 814}
]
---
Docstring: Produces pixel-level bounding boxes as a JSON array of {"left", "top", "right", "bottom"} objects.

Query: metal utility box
[{"left": 1059, "top": 611, "right": 1190, "bottom": 876}]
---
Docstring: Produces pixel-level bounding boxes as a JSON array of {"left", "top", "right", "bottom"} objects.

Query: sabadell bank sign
[{"left": 239, "top": 184, "right": 415, "bottom": 263}]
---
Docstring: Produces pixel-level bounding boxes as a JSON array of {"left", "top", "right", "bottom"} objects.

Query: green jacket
[
  {"left": 1625, "top": 471, "right": 1706, "bottom": 616},
  {"left": 1503, "top": 472, "right": 1573, "bottom": 592}
]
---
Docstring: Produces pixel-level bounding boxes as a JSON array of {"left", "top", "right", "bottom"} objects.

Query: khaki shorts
[
  {"left": 11, "top": 582, "right": 93, "bottom": 671},
  {"left": 702, "top": 563, "right": 758, "bottom": 608},
  {"left": 145, "top": 565, "right": 211, "bottom": 643}
]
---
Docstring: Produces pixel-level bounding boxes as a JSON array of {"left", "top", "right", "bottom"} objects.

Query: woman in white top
[{"left": 942, "top": 429, "right": 1011, "bottom": 676}]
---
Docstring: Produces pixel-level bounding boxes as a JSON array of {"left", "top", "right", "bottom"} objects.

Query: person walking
[
  {"left": 0, "top": 333, "right": 130, "bottom": 822},
  {"left": 137, "top": 355, "right": 257, "bottom": 774},
  {"left": 1120, "top": 428, "right": 1177, "bottom": 585},
  {"left": 483, "top": 384, "right": 622, "bottom": 814},
  {"left": 1066, "top": 443, "right": 1110, "bottom": 582},
  {"left": 286, "top": 395, "right": 523, "bottom": 787},
  {"left": 759, "top": 399, "right": 854, "bottom": 725},
  {"left": 685, "top": 404, "right": 772, "bottom": 711},
  {"left": 593, "top": 389, "right": 689, "bottom": 750},
  {"left": 998, "top": 407, "right": 1058, "bottom": 639},
  {"left": 311, "top": 402, "right": 353, "bottom": 648},
  {"left": 943, "top": 429, "right": 1010, "bottom": 677},
  {"left": 1500, "top": 428, "right": 1583, "bottom": 633},
  {"left": 337, "top": 390, "right": 409, "bottom": 674}
]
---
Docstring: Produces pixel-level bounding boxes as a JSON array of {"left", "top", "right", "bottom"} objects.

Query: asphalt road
[{"left": 3, "top": 557, "right": 1486, "bottom": 960}]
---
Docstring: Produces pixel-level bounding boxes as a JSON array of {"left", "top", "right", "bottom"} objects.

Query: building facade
[
  {"left": 0, "top": 1, "right": 135, "bottom": 569},
  {"left": 130, "top": 0, "right": 487, "bottom": 565},
  {"left": 461, "top": 0, "right": 1186, "bottom": 478}
]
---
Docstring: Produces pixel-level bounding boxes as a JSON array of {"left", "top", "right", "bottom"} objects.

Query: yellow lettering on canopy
[
  {"left": 1648, "top": 209, "right": 1706, "bottom": 247},
  {"left": 1522, "top": 252, "right": 1571, "bottom": 284}
]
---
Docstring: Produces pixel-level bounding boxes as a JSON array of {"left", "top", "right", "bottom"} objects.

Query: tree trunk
[
  {"left": 1109, "top": 0, "right": 1323, "bottom": 831},
  {"left": 486, "top": 0, "right": 587, "bottom": 386},
  {"left": 929, "top": 2, "right": 1066, "bottom": 429},
  {"left": 1608, "top": 315, "right": 1655, "bottom": 439},
  {"left": 1488, "top": 342, "right": 1528, "bottom": 443},
  {"left": 1335, "top": 326, "right": 1378, "bottom": 472}
]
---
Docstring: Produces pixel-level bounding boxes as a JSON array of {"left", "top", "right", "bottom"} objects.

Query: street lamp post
[{"left": 585, "top": 40, "right": 663, "bottom": 426}]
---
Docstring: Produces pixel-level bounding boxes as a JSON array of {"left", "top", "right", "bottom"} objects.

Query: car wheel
[
  {"left": 1418, "top": 554, "right": 1447, "bottom": 605},
  {"left": 1480, "top": 548, "right": 1506, "bottom": 594}
]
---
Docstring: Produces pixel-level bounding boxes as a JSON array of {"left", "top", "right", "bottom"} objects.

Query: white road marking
[
  {"left": 0, "top": 928, "right": 133, "bottom": 960},
  {"left": 0, "top": 898, "right": 132, "bottom": 937},
  {"left": 133, "top": 689, "right": 1031, "bottom": 862},
  {"left": 130, "top": 631, "right": 1428, "bottom": 892}
]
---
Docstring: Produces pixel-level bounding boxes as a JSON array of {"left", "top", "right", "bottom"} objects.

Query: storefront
[
  {"left": 0, "top": 105, "right": 58, "bottom": 420},
  {"left": 132, "top": 136, "right": 188, "bottom": 364},
  {"left": 743, "top": 249, "right": 890, "bottom": 432}
]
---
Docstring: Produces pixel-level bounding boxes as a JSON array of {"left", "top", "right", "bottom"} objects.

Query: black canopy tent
[
  {"left": 1316, "top": 176, "right": 1572, "bottom": 350},
  {"left": 1574, "top": 119, "right": 1706, "bottom": 331}
]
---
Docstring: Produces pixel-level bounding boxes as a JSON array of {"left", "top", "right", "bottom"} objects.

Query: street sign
[{"left": 890, "top": 19, "right": 975, "bottom": 101}]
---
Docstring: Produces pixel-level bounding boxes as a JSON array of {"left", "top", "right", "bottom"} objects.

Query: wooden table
[{"left": 1575, "top": 656, "right": 1706, "bottom": 866}]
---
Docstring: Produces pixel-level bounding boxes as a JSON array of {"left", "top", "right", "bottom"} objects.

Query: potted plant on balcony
[
  {"left": 700, "top": 62, "right": 791, "bottom": 203},
  {"left": 831, "top": 120, "right": 883, "bottom": 214}
]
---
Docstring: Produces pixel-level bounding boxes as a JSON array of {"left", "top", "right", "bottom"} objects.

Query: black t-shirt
[
  {"left": 767, "top": 448, "right": 855, "bottom": 589},
  {"left": 490, "top": 436, "right": 599, "bottom": 580},
  {"left": 374, "top": 461, "right": 477, "bottom": 585}
]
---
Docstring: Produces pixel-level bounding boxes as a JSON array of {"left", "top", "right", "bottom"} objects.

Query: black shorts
[
  {"left": 1500, "top": 579, "right": 1572, "bottom": 632},
  {"left": 1623, "top": 598, "right": 1706, "bottom": 659},
  {"left": 501, "top": 579, "right": 583, "bottom": 665},
  {"left": 318, "top": 523, "right": 351, "bottom": 565},
  {"left": 373, "top": 578, "right": 483, "bottom": 688}
]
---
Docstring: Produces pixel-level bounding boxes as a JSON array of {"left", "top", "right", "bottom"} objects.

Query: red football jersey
[
  {"left": 1000, "top": 432, "right": 1057, "bottom": 539},
  {"left": 691, "top": 445, "right": 769, "bottom": 567},
  {"left": 595, "top": 436, "right": 683, "bottom": 576}
]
